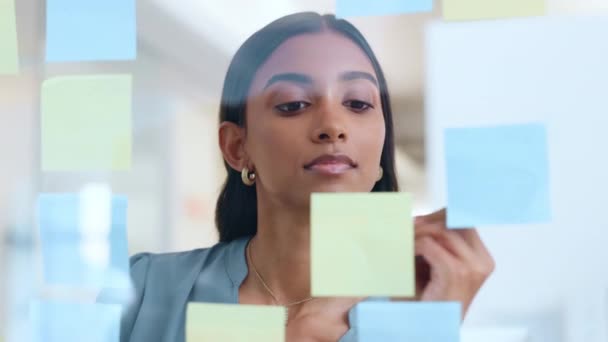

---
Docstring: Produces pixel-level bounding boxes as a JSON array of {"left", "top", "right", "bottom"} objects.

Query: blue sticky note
[
  {"left": 46, "top": 0, "right": 136, "bottom": 62},
  {"left": 37, "top": 193, "right": 130, "bottom": 289},
  {"left": 355, "top": 302, "right": 461, "bottom": 341},
  {"left": 445, "top": 123, "right": 551, "bottom": 228},
  {"left": 30, "top": 300, "right": 121, "bottom": 342},
  {"left": 336, "top": 0, "right": 433, "bottom": 17}
]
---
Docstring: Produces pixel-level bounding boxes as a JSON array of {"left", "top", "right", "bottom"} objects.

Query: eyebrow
[
  {"left": 263, "top": 71, "right": 379, "bottom": 90},
  {"left": 338, "top": 71, "right": 378, "bottom": 88},
  {"left": 264, "top": 73, "right": 313, "bottom": 90}
]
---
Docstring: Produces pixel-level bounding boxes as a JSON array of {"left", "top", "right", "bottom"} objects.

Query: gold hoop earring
[
  {"left": 241, "top": 167, "right": 256, "bottom": 186},
  {"left": 376, "top": 166, "right": 383, "bottom": 182}
]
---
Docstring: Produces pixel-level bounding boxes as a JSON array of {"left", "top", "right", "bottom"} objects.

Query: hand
[
  {"left": 413, "top": 209, "right": 495, "bottom": 319},
  {"left": 285, "top": 297, "right": 363, "bottom": 342}
]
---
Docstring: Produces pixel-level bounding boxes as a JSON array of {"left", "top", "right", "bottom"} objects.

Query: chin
[{"left": 307, "top": 183, "right": 362, "bottom": 194}]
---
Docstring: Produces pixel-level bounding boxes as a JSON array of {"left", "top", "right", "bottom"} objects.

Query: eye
[
  {"left": 275, "top": 101, "right": 311, "bottom": 113},
  {"left": 344, "top": 100, "right": 374, "bottom": 112}
]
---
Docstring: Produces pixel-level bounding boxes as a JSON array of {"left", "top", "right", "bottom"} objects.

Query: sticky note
[
  {"left": 41, "top": 74, "right": 132, "bottom": 171},
  {"left": 30, "top": 300, "right": 121, "bottom": 342},
  {"left": 355, "top": 302, "right": 461, "bottom": 341},
  {"left": 186, "top": 303, "right": 286, "bottom": 342},
  {"left": 311, "top": 193, "right": 414, "bottom": 297},
  {"left": 443, "top": 0, "right": 546, "bottom": 21},
  {"left": 336, "top": 0, "right": 433, "bottom": 17},
  {"left": 0, "top": 0, "right": 19, "bottom": 74},
  {"left": 37, "top": 191, "right": 130, "bottom": 289},
  {"left": 46, "top": 0, "right": 136, "bottom": 62},
  {"left": 445, "top": 123, "right": 551, "bottom": 228}
]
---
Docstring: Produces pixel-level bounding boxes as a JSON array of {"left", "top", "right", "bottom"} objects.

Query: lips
[{"left": 304, "top": 154, "right": 357, "bottom": 174}]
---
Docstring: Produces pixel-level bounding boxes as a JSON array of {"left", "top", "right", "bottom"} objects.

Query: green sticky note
[
  {"left": 443, "top": 0, "right": 546, "bottom": 21},
  {"left": 311, "top": 192, "right": 415, "bottom": 297},
  {"left": 41, "top": 75, "right": 132, "bottom": 171},
  {"left": 0, "top": 0, "right": 19, "bottom": 74},
  {"left": 186, "top": 303, "right": 286, "bottom": 342}
]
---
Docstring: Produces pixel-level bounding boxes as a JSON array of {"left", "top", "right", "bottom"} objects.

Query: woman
[{"left": 118, "top": 12, "right": 495, "bottom": 342}]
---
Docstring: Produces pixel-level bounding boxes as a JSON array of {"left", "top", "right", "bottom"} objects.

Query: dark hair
[{"left": 215, "top": 12, "right": 399, "bottom": 242}]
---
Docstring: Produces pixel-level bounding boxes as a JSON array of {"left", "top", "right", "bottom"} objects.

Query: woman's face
[{"left": 244, "top": 31, "right": 385, "bottom": 206}]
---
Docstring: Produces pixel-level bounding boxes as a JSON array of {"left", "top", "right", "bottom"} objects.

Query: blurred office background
[{"left": 1, "top": 0, "right": 607, "bottom": 341}]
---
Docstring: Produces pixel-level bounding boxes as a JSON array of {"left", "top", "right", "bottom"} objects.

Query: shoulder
[
  {"left": 129, "top": 242, "right": 233, "bottom": 283},
  {"left": 109, "top": 239, "right": 249, "bottom": 342},
  {"left": 99, "top": 245, "right": 227, "bottom": 303},
  {"left": 129, "top": 236, "right": 251, "bottom": 292}
]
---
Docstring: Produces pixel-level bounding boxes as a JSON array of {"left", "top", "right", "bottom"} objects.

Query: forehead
[{"left": 250, "top": 31, "right": 377, "bottom": 91}]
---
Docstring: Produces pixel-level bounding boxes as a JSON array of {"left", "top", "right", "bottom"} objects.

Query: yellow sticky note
[
  {"left": 549, "top": 0, "right": 608, "bottom": 13},
  {"left": 41, "top": 75, "right": 132, "bottom": 171},
  {"left": 0, "top": 0, "right": 19, "bottom": 74},
  {"left": 311, "top": 192, "right": 415, "bottom": 297},
  {"left": 186, "top": 303, "right": 286, "bottom": 342},
  {"left": 443, "top": 0, "right": 546, "bottom": 21}
]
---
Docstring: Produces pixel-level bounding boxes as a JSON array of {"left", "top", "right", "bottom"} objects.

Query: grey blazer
[{"left": 103, "top": 236, "right": 377, "bottom": 342}]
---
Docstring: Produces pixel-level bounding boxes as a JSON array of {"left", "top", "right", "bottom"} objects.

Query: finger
[
  {"left": 415, "top": 208, "right": 471, "bottom": 238},
  {"left": 415, "top": 236, "right": 458, "bottom": 276},
  {"left": 416, "top": 222, "right": 490, "bottom": 271},
  {"left": 415, "top": 220, "right": 475, "bottom": 243},
  {"left": 415, "top": 236, "right": 472, "bottom": 303},
  {"left": 415, "top": 214, "right": 478, "bottom": 249},
  {"left": 449, "top": 229, "right": 496, "bottom": 279},
  {"left": 436, "top": 230, "right": 479, "bottom": 263},
  {"left": 415, "top": 222, "right": 478, "bottom": 263},
  {"left": 414, "top": 220, "right": 445, "bottom": 239},
  {"left": 454, "top": 228, "right": 492, "bottom": 257},
  {"left": 414, "top": 208, "right": 446, "bottom": 225}
]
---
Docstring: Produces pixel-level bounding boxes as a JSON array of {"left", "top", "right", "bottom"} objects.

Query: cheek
[
  {"left": 248, "top": 118, "right": 304, "bottom": 174},
  {"left": 359, "top": 115, "right": 386, "bottom": 159},
  {"left": 256, "top": 119, "right": 301, "bottom": 152}
]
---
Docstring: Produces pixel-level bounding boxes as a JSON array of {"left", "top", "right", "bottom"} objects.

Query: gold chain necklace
[{"left": 246, "top": 240, "right": 315, "bottom": 323}]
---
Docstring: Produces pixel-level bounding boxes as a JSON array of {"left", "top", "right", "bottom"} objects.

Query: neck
[{"left": 248, "top": 193, "right": 312, "bottom": 304}]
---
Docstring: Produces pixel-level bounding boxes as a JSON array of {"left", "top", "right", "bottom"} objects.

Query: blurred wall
[{"left": 426, "top": 15, "right": 608, "bottom": 342}]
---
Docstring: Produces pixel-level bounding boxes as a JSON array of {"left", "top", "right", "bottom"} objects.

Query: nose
[{"left": 311, "top": 105, "right": 348, "bottom": 144}]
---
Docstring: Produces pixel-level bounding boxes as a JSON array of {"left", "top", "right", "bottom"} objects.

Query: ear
[{"left": 219, "top": 121, "right": 249, "bottom": 172}]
